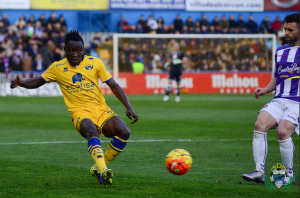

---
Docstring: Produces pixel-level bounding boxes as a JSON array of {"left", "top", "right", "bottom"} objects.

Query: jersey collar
[{"left": 74, "top": 55, "right": 85, "bottom": 67}]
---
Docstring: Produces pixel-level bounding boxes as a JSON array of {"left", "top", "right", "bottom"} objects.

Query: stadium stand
[{"left": 0, "top": 12, "right": 287, "bottom": 73}]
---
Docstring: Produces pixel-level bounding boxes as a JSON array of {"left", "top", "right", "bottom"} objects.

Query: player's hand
[
  {"left": 254, "top": 87, "right": 266, "bottom": 99},
  {"left": 126, "top": 108, "right": 138, "bottom": 124},
  {"left": 10, "top": 75, "right": 21, "bottom": 89}
]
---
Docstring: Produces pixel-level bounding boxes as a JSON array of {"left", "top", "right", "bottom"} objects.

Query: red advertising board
[
  {"left": 99, "top": 72, "right": 272, "bottom": 95},
  {"left": 264, "top": 0, "right": 299, "bottom": 11}
]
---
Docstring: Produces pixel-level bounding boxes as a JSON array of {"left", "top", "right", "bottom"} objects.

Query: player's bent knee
[
  {"left": 86, "top": 128, "right": 99, "bottom": 139},
  {"left": 277, "top": 126, "right": 292, "bottom": 140},
  {"left": 117, "top": 127, "right": 130, "bottom": 140},
  {"left": 277, "top": 129, "right": 288, "bottom": 140},
  {"left": 254, "top": 120, "right": 267, "bottom": 132},
  {"left": 80, "top": 120, "right": 99, "bottom": 139}
]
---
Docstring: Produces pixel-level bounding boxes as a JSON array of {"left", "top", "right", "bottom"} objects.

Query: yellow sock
[
  {"left": 104, "top": 136, "right": 127, "bottom": 164},
  {"left": 88, "top": 137, "right": 107, "bottom": 173}
]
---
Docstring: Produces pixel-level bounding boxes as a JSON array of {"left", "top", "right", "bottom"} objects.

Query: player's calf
[
  {"left": 252, "top": 130, "right": 268, "bottom": 172},
  {"left": 79, "top": 119, "right": 108, "bottom": 176},
  {"left": 102, "top": 117, "right": 130, "bottom": 164},
  {"left": 278, "top": 137, "right": 295, "bottom": 178},
  {"left": 104, "top": 135, "right": 128, "bottom": 164},
  {"left": 88, "top": 137, "right": 107, "bottom": 173}
]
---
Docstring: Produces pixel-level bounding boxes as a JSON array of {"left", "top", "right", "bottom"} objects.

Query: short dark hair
[
  {"left": 284, "top": 13, "right": 299, "bottom": 25},
  {"left": 64, "top": 30, "right": 84, "bottom": 47}
]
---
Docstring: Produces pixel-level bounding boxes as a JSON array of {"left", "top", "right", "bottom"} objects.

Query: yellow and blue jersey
[{"left": 41, "top": 55, "right": 112, "bottom": 118}]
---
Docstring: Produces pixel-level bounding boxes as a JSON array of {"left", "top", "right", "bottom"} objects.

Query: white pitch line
[{"left": 0, "top": 138, "right": 280, "bottom": 145}]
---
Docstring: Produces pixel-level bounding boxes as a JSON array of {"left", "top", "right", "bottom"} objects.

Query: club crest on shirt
[{"left": 85, "top": 65, "right": 93, "bottom": 70}]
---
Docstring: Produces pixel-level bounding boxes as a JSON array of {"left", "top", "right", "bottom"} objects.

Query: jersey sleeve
[
  {"left": 97, "top": 59, "right": 112, "bottom": 83},
  {"left": 41, "top": 63, "right": 57, "bottom": 82}
]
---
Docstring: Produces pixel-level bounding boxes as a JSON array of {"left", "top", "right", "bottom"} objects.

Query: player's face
[
  {"left": 284, "top": 22, "right": 299, "bottom": 45},
  {"left": 173, "top": 43, "right": 179, "bottom": 51},
  {"left": 65, "top": 40, "right": 84, "bottom": 66}
]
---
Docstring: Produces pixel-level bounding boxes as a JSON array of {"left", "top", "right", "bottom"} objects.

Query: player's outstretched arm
[
  {"left": 106, "top": 78, "right": 138, "bottom": 124},
  {"left": 254, "top": 77, "right": 276, "bottom": 99},
  {"left": 10, "top": 75, "right": 46, "bottom": 89}
]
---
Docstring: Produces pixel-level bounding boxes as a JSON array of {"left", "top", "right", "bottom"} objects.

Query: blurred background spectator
[
  {"left": 0, "top": 11, "right": 290, "bottom": 73},
  {"left": 272, "top": 16, "right": 282, "bottom": 33},
  {"left": 1, "top": 14, "right": 10, "bottom": 28},
  {"left": 147, "top": 16, "right": 158, "bottom": 34},
  {"left": 137, "top": 15, "right": 147, "bottom": 32},
  {"left": 200, "top": 14, "right": 210, "bottom": 28},
  {"left": 33, "top": 53, "right": 46, "bottom": 71},
  {"left": 247, "top": 15, "right": 258, "bottom": 34},
  {"left": 259, "top": 16, "right": 273, "bottom": 33},
  {"left": 174, "top": 14, "right": 183, "bottom": 32},
  {"left": 118, "top": 16, "right": 129, "bottom": 33}
]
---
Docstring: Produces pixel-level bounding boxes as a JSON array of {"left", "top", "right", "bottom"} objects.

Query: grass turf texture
[{"left": 0, "top": 94, "right": 299, "bottom": 198}]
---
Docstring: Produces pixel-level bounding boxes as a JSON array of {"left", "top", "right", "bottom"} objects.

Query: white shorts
[{"left": 259, "top": 98, "right": 299, "bottom": 135}]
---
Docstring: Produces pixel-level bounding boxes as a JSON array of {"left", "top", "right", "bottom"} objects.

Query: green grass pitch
[{"left": 0, "top": 94, "right": 298, "bottom": 197}]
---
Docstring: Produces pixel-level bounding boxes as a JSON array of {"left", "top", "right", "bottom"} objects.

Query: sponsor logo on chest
[{"left": 278, "top": 63, "right": 299, "bottom": 74}]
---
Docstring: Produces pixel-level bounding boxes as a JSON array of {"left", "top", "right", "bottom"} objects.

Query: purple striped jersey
[{"left": 274, "top": 43, "right": 299, "bottom": 102}]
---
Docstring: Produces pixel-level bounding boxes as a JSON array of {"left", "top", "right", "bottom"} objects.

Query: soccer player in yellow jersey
[{"left": 10, "top": 31, "right": 138, "bottom": 187}]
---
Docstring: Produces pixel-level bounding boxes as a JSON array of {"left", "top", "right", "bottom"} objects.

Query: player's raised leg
[
  {"left": 101, "top": 116, "right": 130, "bottom": 165},
  {"left": 277, "top": 118, "right": 297, "bottom": 185},
  {"left": 80, "top": 119, "right": 110, "bottom": 185},
  {"left": 90, "top": 116, "right": 129, "bottom": 186},
  {"left": 242, "top": 110, "right": 277, "bottom": 184}
]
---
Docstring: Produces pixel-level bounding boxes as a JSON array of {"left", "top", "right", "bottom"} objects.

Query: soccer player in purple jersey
[{"left": 242, "top": 13, "right": 299, "bottom": 185}]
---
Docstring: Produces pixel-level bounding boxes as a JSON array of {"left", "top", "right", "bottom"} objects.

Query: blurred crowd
[
  {"left": 0, "top": 13, "right": 70, "bottom": 73},
  {"left": 110, "top": 13, "right": 284, "bottom": 72},
  {"left": 0, "top": 13, "right": 284, "bottom": 73},
  {"left": 118, "top": 14, "right": 286, "bottom": 36},
  {"left": 117, "top": 37, "right": 273, "bottom": 73}
]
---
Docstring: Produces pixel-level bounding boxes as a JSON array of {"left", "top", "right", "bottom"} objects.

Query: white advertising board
[
  {"left": 0, "top": 0, "right": 30, "bottom": 9},
  {"left": 186, "top": 0, "right": 264, "bottom": 11}
]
